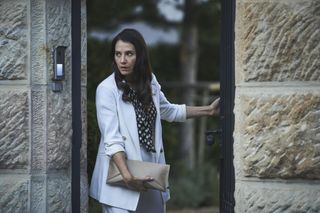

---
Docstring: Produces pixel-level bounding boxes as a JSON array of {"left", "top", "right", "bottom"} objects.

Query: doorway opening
[{"left": 86, "top": 0, "right": 235, "bottom": 212}]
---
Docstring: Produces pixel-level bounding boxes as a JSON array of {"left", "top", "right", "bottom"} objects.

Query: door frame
[
  {"left": 71, "top": 0, "right": 82, "bottom": 212},
  {"left": 219, "top": 0, "right": 236, "bottom": 212}
]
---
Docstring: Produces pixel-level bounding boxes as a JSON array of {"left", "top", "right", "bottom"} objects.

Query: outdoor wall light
[{"left": 52, "top": 46, "right": 67, "bottom": 92}]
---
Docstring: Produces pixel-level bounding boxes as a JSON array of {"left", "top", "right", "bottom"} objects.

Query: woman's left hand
[
  {"left": 208, "top": 97, "right": 220, "bottom": 116},
  {"left": 186, "top": 97, "right": 220, "bottom": 119}
]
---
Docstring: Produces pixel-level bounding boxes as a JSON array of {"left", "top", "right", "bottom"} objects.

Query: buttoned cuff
[
  {"left": 176, "top": 104, "right": 187, "bottom": 122},
  {"left": 104, "top": 142, "right": 125, "bottom": 157}
]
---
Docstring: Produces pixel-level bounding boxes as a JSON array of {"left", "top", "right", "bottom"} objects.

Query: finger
[
  {"left": 136, "top": 176, "right": 154, "bottom": 182},
  {"left": 143, "top": 176, "right": 154, "bottom": 182},
  {"left": 141, "top": 183, "right": 148, "bottom": 191},
  {"left": 213, "top": 97, "right": 220, "bottom": 104}
]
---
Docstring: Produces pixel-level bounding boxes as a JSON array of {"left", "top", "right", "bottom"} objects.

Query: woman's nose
[{"left": 120, "top": 56, "right": 126, "bottom": 63}]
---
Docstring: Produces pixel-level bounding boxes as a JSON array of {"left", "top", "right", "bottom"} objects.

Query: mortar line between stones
[
  {"left": 237, "top": 0, "right": 313, "bottom": 3},
  {"left": 27, "top": 0, "right": 32, "bottom": 212},
  {"left": 236, "top": 177, "right": 320, "bottom": 185},
  {"left": 236, "top": 82, "right": 320, "bottom": 89},
  {"left": 44, "top": 0, "right": 48, "bottom": 212}
]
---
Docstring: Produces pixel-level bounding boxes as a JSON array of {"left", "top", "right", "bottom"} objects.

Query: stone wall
[
  {"left": 234, "top": 0, "right": 320, "bottom": 212},
  {"left": 0, "top": 0, "right": 87, "bottom": 212}
]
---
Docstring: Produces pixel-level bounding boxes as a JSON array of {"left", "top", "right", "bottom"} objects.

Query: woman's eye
[
  {"left": 115, "top": 52, "right": 121, "bottom": 57},
  {"left": 127, "top": 52, "right": 134, "bottom": 56}
]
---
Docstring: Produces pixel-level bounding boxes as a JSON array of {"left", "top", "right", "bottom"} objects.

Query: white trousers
[{"left": 102, "top": 189, "right": 165, "bottom": 213}]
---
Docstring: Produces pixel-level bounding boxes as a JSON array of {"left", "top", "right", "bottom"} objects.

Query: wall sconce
[{"left": 52, "top": 46, "right": 67, "bottom": 92}]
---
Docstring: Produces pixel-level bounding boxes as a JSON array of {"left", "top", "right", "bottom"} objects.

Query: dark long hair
[{"left": 111, "top": 28, "right": 153, "bottom": 106}]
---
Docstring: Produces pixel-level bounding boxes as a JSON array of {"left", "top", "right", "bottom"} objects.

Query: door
[
  {"left": 71, "top": 0, "right": 82, "bottom": 212},
  {"left": 219, "top": 0, "right": 235, "bottom": 212}
]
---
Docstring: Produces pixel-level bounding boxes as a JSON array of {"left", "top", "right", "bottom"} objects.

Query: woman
[{"left": 90, "top": 28, "right": 220, "bottom": 213}]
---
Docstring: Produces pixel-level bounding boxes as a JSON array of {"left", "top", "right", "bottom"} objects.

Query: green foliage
[
  {"left": 149, "top": 44, "right": 180, "bottom": 81},
  {"left": 87, "top": 100, "right": 100, "bottom": 183},
  {"left": 167, "top": 161, "right": 220, "bottom": 209},
  {"left": 88, "top": 197, "right": 102, "bottom": 213},
  {"left": 87, "top": 38, "right": 113, "bottom": 101},
  {"left": 88, "top": 0, "right": 172, "bottom": 31}
]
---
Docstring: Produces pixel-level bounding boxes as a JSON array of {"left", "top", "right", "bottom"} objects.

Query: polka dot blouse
[{"left": 128, "top": 88, "right": 157, "bottom": 152}]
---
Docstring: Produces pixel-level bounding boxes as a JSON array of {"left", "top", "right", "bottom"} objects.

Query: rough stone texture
[
  {"left": 31, "top": 0, "right": 47, "bottom": 84},
  {"left": 81, "top": 174, "right": 89, "bottom": 213},
  {"left": 0, "top": 0, "right": 27, "bottom": 80},
  {"left": 31, "top": 175, "right": 46, "bottom": 213},
  {"left": 236, "top": 1, "right": 320, "bottom": 82},
  {"left": 47, "top": 174, "right": 71, "bottom": 212},
  {"left": 80, "top": 1, "right": 88, "bottom": 211},
  {"left": 31, "top": 88, "right": 47, "bottom": 171},
  {"left": 81, "top": 86, "right": 88, "bottom": 213},
  {"left": 235, "top": 181, "right": 320, "bottom": 213},
  {"left": 0, "top": 176, "right": 28, "bottom": 212},
  {"left": 47, "top": 91, "right": 72, "bottom": 169},
  {"left": 46, "top": 0, "right": 71, "bottom": 46},
  {"left": 46, "top": 0, "right": 72, "bottom": 170},
  {"left": 81, "top": 0, "right": 87, "bottom": 86},
  {"left": 46, "top": 0, "right": 71, "bottom": 82},
  {"left": 0, "top": 0, "right": 87, "bottom": 212},
  {"left": 0, "top": 90, "right": 29, "bottom": 169},
  {"left": 81, "top": 87, "right": 88, "bottom": 170},
  {"left": 235, "top": 91, "right": 320, "bottom": 179}
]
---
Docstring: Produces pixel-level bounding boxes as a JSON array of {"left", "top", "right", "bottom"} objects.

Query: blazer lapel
[
  {"left": 117, "top": 95, "right": 141, "bottom": 156},
  {"left": 151, "top": 81, "right": 162, "bottom": 160}
]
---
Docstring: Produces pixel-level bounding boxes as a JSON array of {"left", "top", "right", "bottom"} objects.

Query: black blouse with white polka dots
[{"left": 128, "top": 88, "right": 157, "bottom": 152}]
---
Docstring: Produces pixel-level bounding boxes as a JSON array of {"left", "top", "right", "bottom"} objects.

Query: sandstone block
[
  {"left": 31, "top": 0, "right": 47, "bottom": 84},
  {"left": 45, "top": 1, "right": 72, "bottom": 170},
  {"left": 47, "top": 91, "right": 72, "bottom": 169},
  {"left": 81, "top": 0, "right": 87, "bottom": 86},
  {"left": 46, "top": 0, "right": 71, "bottom": 81},
  {"left": 31, "top": 175, "right": 46, "bottom": 213},
  {"left": 0, "top": 176, "right": 28, "bottom": 212},
  {"left": 235, "top": 181, "right": 320, "bottom": 213},
  {"left": 31, "top": 89, "right": 47, "bottom": 171},
  {"left": 81, "top": 87, "right": 87, "bottom": 171},
  {"left": 235, "top": 92, "right": 320, "bottom": 179},
  {"left": 47, "top": 174, "right": 71, "bottom": 212},
  {"left": 236, "top": 1, "right": 320, "bottom": 82},
  {"left": 0, "top": 0, "right": 27, "bottom": 80},
  {"left": 80, "top": 174, "right": 88, "bottom": 213},
  {"left": 46, "top": 0, "right": 71, "bottom": 48},
  {"left": 0, "top": 90, "right": 29, "bottom": 169}
]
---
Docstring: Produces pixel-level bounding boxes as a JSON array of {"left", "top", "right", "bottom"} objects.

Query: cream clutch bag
[{"left": 107, "top": 159, "right": 170, "bottom": 192}]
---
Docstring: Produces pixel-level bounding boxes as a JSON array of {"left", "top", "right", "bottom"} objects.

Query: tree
[
  {"left": 179, "top": 0, "right": 199, "bottom": 169},
  {"left": 178, "top": 0, "right": 220, "bottom": 170}
]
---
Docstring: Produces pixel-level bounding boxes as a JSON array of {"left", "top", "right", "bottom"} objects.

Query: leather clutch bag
[{"left": 107, "top": 159, "right": 170, "bottom": 192}]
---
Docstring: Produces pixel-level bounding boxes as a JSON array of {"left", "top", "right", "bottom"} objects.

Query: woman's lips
[{"left": 120, "top": 67, "right": 129, "bottom": 71}]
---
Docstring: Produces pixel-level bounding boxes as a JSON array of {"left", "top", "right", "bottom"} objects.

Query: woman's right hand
[
  {"left": 123, "top": 174, "right": 154, "bottom": 191},
  {"left": 111, "top": 152, "right": 154, "bottom": 191}
]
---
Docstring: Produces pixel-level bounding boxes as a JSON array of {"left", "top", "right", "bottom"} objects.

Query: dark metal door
[
  {"left": 219, "top": 0, "right": 235, "bottom": 212},
  {"left": 71, "top": 0, "right": 82, "bottom": 212}
]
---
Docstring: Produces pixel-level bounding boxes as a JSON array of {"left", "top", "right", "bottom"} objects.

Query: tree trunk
[{"left": 179, "top": 0, "right": 198, "bottom": 170}]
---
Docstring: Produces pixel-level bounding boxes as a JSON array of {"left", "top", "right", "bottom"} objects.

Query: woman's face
[{"left": 114, "top": 40, "right": 136, "bottom": 79}]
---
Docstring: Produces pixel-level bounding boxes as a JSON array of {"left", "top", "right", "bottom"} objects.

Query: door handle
[{"left": 205, "top": 129, "right": 222, "bottom": 146}]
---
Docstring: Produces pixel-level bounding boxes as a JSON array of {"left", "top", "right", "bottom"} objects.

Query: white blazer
[{"left": 89, "top": 73, "right": 186, "bottom": 211}]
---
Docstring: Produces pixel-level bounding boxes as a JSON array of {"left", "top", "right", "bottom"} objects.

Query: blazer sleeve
[
  {"left": 96, "top": 84, "right": 125, "bottom": 157},
  {"left": 152, "top": 75, "right": 187, "bottom": 122}
]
